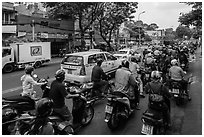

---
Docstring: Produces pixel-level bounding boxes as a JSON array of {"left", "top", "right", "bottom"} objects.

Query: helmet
[
  {"left": 96, "top": 58, "right": 103, "bottom": 65},
  {"left": 151, "top": 71, "right": 161, "bottom": 79},
  {"left": 55, "top": 69, "right": 65, "bottom": 80},
  {"left": 25, "top": 66, "right": 34, "bottom": 74},
  {"left": 122, "top": 60, "right": 129, "bottom": 68},
  {"left": 171, "top": 59, "right": 178, "bottom": 66},
  {"left": 36, "top": 98, "right": 53, "bottom": 117},
  {"left": 147, "top": 53, "right": 152, "bottom": 57}
]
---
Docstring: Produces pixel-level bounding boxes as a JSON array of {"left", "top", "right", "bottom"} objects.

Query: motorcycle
[
  {"left": 104, "top": 91, "right": 135, "bottom": 130},
  {"left": 2, "top": 74, "right": 49, "bottom": 115},
  {"left": 141, "top": 108, "right": 166, "bottom": 135},
  {"left": 169, "top": 76, "right": 192, "bottom": 105},
  {"left": 67, "top": 85, "right": 95, "bottom": 134},
  {"left": 66, "top": 80, "right": 114, "bottom": 103}
]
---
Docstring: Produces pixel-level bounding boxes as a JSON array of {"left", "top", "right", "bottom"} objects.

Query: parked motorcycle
[{"left": 104, "top": 91, "right": 135, "bottom": 130}]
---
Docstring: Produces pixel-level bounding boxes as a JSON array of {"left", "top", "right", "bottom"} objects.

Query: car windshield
[
  {"left": 63, "top": 55, "right": 83, "bottom": 65},
  {"left": 118, "top": 50, "right": 128, "bottom": 54}
]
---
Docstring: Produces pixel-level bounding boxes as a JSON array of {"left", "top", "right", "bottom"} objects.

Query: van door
[{"left": 104, "top": 52, "right": 119, "bottom": 74}]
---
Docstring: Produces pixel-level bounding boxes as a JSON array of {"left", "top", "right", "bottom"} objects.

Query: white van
[{"left": 61, "top": 51, "right": 122, "bottom": 84}]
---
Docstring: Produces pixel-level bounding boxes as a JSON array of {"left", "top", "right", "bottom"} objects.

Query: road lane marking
[{"left": 2, "top": 77, "right": 55, "bottom": 95}]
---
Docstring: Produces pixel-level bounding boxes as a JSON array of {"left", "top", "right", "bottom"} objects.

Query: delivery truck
[{"left": 2, "top": 42, "right": 51, "bottom": 73}]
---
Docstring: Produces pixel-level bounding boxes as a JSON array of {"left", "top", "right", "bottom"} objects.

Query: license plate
[
  {"left": 172, "top": 89, "right": 179, "bottom": 94},
  {"left": 141, "top": 124, "right": 153, "bottom": 135},
  {"left": 105, "top": 105, "right": 113, "bottom": 114},
  {"left": 58, "top": 123, "right": 66, "bottom": 130},
  {"left": 67, "top": 69, "right": 72, "bottom": 74}
]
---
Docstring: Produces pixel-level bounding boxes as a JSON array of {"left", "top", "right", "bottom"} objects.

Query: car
[
  {"left": 113, "top": 48, "right": 134, "bottom": 60},
  {"left": 61, "top": 51, "right": 122, "bottom": 84},
  {"left": 88, "top": 49, "right": 103, "bottom": 52}
]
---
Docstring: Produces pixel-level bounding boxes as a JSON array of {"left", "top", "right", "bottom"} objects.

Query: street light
[
  {"left": 138, "top": 11, "right": 145, "bottom": 21},
  {"left": 137, "top": 11, "right": 145, "bottom": 46}
]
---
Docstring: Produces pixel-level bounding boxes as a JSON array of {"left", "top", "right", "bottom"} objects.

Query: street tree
[
  {"left": 95, "top": 2, "right": 138, "bottom": 48},
  {"left": 178, "top": 2, "right": 202, "bottom": 41},
  {"left": 175, "top": 25, "right": 191, "bottom": 39},
  {"left": 43, "top": 2, "right": 103, "bottom": 50}
]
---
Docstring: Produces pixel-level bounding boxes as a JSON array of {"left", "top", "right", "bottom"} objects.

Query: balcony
[{"left": 2, "top": 25, "right": 16, "bottom": 34}]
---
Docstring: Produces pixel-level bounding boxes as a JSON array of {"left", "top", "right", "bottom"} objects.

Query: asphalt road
[{"left": 2, "top": 49, "right": 202, "bottom": 135}]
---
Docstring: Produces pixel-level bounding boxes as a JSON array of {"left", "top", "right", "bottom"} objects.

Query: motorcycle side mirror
[{"left": 33, "top": 74, "right": 38, "bottom": 78}]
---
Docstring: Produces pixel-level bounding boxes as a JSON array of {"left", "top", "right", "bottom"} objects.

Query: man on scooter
[
  {"left": 144, "top": 71, "right": 172, "bottom": 128},
  {"left": 49, "top": 69, "right": 79, "bottom": 126},
  {"left": 115, "top": 60, "right": 140, "bottom": 110},
  {"left": 169, "top": 59, "right": 191, "bottom": 100}
]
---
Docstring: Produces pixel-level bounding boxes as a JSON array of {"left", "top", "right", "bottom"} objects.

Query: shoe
[{"left": 140, "top": 93, "right": 145, "bottom": 98}]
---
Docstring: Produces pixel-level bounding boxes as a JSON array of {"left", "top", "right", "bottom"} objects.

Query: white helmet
[
  {"left": 171, "top": 59, "right": 178, "bottom": 66},
  {"left": 151, "top": 71, "right": 161, "bottom": 79}
]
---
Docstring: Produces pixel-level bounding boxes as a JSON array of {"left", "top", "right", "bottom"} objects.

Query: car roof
[{"left": 66, "top": 51, "right": 107, "bottom": 56}]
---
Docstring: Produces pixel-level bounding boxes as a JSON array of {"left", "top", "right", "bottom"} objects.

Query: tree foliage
[
  {"left": 95, "top": 2, "right": 138, "bottom": 46},
  {"left": 43, "top": 2, "right": 104, "bottom": 49},
  {"left": 175, "top": 25, "right": 191, "bottom": 39},
  {"left": 179, "top": 2, "right": 202, "bottom": 28}
]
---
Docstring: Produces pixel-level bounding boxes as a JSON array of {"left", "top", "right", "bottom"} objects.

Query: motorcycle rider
[
  {"left": 91, "top": 58, "right": 109, "bottom": 97},
  {"left": 178, "top": 49, "right": 188, "bottom": 68},
  {"left": 49, "top": 69, "right": 79, "bottom": 125},
  {"left": 21, "top": 66, "right": 47, "bottom": 99},
  {"left": 129, "top": 57, "right": 145, "bottom": 98},
  {"left": 168, "top": 59, "right": 191, "bottom": 100},
  {"left": 115, "top": 60, "right": 140, "bottom": 110},
  {"left": 27, "top": 98, "right": 55, "bottom": 135},
  {"left": 144, "top": 71, "right": 172, "bottom": 128}
]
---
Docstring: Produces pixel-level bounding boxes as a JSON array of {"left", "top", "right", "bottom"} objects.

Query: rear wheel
[
  {"left": 34, "top": 61, "right": 41, "bottom": 68},
  {"left": 107, "top": 110, "right": 120, "bottom": 130}
]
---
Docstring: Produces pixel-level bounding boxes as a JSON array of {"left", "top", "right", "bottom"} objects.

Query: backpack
[{"left": 148, "top": 83, "right": 164, "bottom": 110}]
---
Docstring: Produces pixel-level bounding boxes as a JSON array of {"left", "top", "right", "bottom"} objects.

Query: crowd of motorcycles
[{"left": 2, "top": 42, "right": 198, "bottom": 135}]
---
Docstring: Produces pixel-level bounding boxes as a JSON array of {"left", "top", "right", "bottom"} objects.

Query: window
[
  {"left": 63, "top": 55, "right": 83, "bottom": 65},
  {"left": 96, "top": 53, "right": 106, "bottom": 61},
  {"left": 88, "top": 54, "right": 97, "bottom": 64},
  {"left": 105, "top": 53, "right": 117, "bottom": 61},
  {"left": 2, "top": 48, "right": 11, "bottom": 57}
]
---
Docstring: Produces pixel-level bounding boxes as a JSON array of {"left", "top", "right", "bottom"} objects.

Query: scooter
[
  {"left": 66, "top": 80, "right": 114, "bottom": 104},
  {"left": 104, "top": 91, "right": 135, "bottom": 130},
  {"left": 2, "top": 74, "right": 49, "bottom": 115},
  {"left": 67, "top": 85, "right": 95, "bottom": 134},
  {"left": 141, "top": 108, "right": 167, "bottom": 135}
]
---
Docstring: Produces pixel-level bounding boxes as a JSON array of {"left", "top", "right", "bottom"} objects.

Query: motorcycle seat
[
  {"left": 108, "top": 91, "right": 130, "bottom": 99},
  {"left": 3, "top": 95, "right": 32, "bottom": 103}
]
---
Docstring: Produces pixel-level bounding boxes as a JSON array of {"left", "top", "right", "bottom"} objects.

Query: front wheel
[
  {"left": 81, "top": 106, "right": 94, "bottom": 126},
  {"left": 3, "top": 64, "right": 14, "bottom": 73}
]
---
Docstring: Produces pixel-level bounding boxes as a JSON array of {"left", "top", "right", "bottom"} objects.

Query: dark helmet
[
  {"left": 55, "top": 69, "right": 65, "bottom": 80},
  {"left": 36, "top": 98, "right": 53, "bottom": 117},
  {"left": 122, "top": 60, "right": 129, "bottom": 68},
  {"left": 97, "top": 58, "right": 103, "bottom": 65},
  {"left": 25, "top": 66, "right": 34, "bottom": 74}
]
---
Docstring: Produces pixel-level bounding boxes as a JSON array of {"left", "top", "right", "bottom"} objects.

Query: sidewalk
[{"left": 49, "top": 57, "right": 63, "bottom": 64}]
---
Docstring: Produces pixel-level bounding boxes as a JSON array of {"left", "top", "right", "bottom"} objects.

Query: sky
[{"left": 133, "top": 2, "right": 193, "bottom": 30}]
